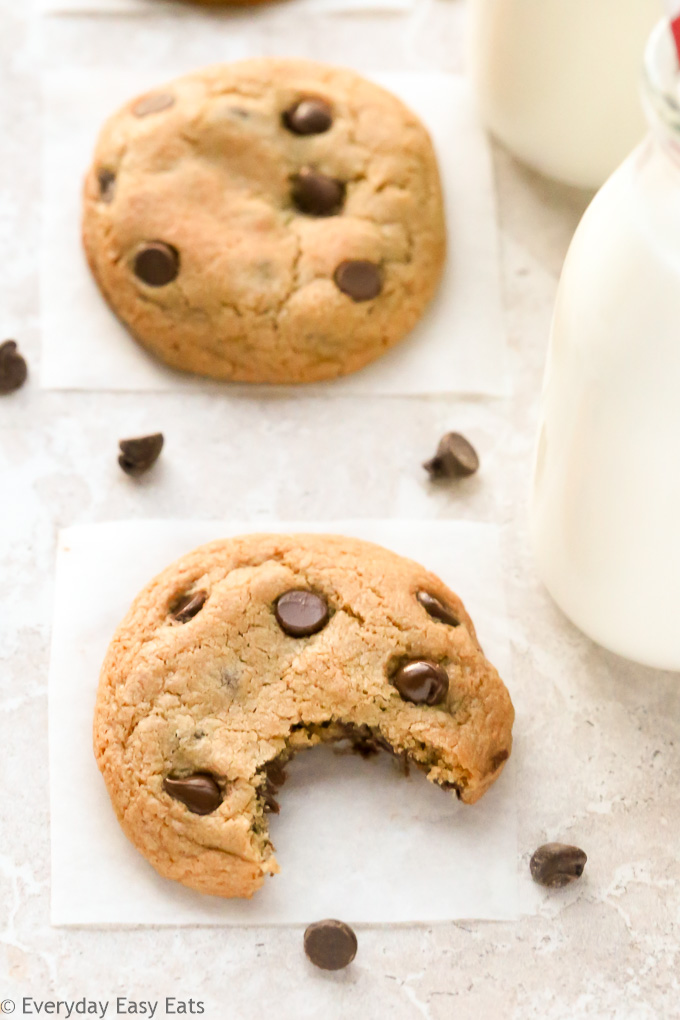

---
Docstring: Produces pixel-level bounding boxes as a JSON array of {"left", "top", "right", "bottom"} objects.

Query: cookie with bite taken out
[{"left": 94, "top": 533, "right": 513, "bottom": 898}]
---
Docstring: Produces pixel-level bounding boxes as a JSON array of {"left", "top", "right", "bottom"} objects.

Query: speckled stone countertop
[{"left": 1, "top": 0, "right": 679, "bottom": 1017}]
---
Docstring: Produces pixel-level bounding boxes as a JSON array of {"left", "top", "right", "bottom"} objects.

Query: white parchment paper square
[
  {"left": 41, "top": 70, "right": 508, "bottom": 396},
  {"left": 49, "top": 519, "right": 518, "bottom": 926}
]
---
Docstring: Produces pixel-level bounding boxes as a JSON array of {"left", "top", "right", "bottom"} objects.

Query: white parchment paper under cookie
[
  {"left": 48, "top": 519, "right": 518, "bottom": 926},
  {"left": 41, "top": 70, "right": 508, "bottom": 396}
]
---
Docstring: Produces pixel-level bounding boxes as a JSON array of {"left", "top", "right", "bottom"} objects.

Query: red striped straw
[{"left": 671, "top": 2, "right": 680, "bottom": 59}]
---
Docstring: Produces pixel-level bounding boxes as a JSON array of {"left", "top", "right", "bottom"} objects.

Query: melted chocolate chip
[
  {"left": 391, "top": 659, "right": 449, "bottom": 706},
  {"left": 118, "top": 432, "right": 164, "bottom": 476},
  {"left": 163, "top": 773, "right": 222, "bottom": 815},
  {"left": 132, "top": 92, "right": 175, "bottom": 118},
  {"left": 275, "top": 590, "right": 329, "bottom": 637},
  {"left": 0, "top": 340, "right": 27, "bottom": 395},
  {"left": 133, "top": 243, "right": 180, "bottom": 287},
  {"left": 304, "top": 919, "right": 357, "bottom": 971},
  {"left": 291, "top": 168, "right": 345, "bottom": 217},
  {"left": 333, "top": 260, "right": 382, "bottom": 302},
  {"left": 424, "top": 433, "right": 479, "bottom": 480},
  {"left": 416, "top": 590, "right": 460, "bottom": 627},
  {"left": 260, "top": 757, "right": 289, "bottom": 815},
  {"left": 530, "top": 843, "right": 587, "bottom": 889},
  {"left": 171, "top": 589, "right": 208, "bottom": 623},
  {"left": 97, "top": 168, "right": 116, "bottom": 203},
  {"left": 283, "top": 98, "right": 333, "bottom": 136},
  {"left": 490, "top": 749, "right": 510, "bottom": 772}
]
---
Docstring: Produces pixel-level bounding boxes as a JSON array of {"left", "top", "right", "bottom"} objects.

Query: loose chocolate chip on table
[
  {"left": 275, "top": 590, "right": 329, "bottom": 637},
  {"left": 118, "top": 432, "right": 164, "bottom": 476},
  {"left": 283, "top": 98, "right": 333, "bottom": 136},
  {"left": 171, "top": 589, "right": 208, "bottom": 623},
  {"left": 333, "top": 260, "right": 382, "bottom": 302},
  {"left": 0, "top": 340, "right": 28, "bottom": 395},
  {"left": 416, "top": 590, "right": 460, "bottom": 627},
  {"left": 391, "top": 659, "right": 449, "bottom": 706},
  {"left": 424, "top": 432, "right": 480, "bottom": 480},
  {"left": 163, "top": 774, "right": 222, "bottom": 815},
  {"left": 304, "top": 919, "right": 358, "bottom": 971},
  {"left": 291, "top": 168, "right": 345, "bottom": 217},
  {"left": 530, "top": 843, "right": 587, "bottom": 888},
  {"left": 97, "top": 169, "right": 116, "bottom": 203},
  {"left": 133, "top": 243, "right": 180, "bottom": 287},
  {"left": 132, "top": 92, "right": 175, "bottom": 118}
]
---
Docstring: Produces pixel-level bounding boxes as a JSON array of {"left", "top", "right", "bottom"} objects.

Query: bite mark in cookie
[{"left": 94, "top": 534, "right": 513, "bottom": 899}]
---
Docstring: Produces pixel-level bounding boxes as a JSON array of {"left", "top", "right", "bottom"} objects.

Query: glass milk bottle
[
  {"left": 531, "top": 21, "right": 680, "bottom": 670},
  {"left": 469, "top": 0, "right": 660, "bottom": 189}
]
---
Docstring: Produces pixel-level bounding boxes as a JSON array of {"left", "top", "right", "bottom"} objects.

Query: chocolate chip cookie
[
  {"left": 82, "top": 59, "right": 446, "bottom": 384},
  {"left": 94, "top": 534, "right": 513, "bottom": 899}
]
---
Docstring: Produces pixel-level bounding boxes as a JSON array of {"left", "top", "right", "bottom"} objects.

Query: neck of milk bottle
[{"left": 642, "top": 20, "right": 680, "bottom": 168}]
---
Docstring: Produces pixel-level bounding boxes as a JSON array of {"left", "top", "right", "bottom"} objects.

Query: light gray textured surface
[{"left": 1, "top": 0, "right": 679, "bottom": 1017}]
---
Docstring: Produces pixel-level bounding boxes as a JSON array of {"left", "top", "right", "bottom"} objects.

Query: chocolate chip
[
  {"left": 133, "top": 243, "right": 179, "bottom": 287},
  {"left": 260, "top": 757, "right": 288, "bottom": 815},
  {"left": 424, "top": 433, "right": 479, "bottom": 480},
  {"left": 0, "top": 340, "right": 27, "bottom": 395},
  {"left": 291, "top": 168, "right": 345, "bottom": 217},
  {"left": 333, "top": 260, "right": 382, "bottom": 302},
  {"left": 132, "top": 92, "right": 175, "bottom": 118},
  {"left": 275, "top": 590, "right": 329, "bottom": 637},
  {"left": 416, "top": 590, "right": 460, "bottom": 627},
  {"left": 391, "top": 659, "right": 449, "bottom": 706},
  {"left": 171, "top": 589, "right": 208, "bottom": 623},
  {"left": 163, "top": 774, "right": 222, "bottom": 815},
  {"left": 304, "top": 919, "right": 357, "bottom": 971},
  {"left": 118, "top": 433, "right": 164, "bottom": 476},
  {"left": 490, "top": 749, "right": 509, "bottom": 772},
  {"left": 530, "top": 843, "right": 587, "bottom": 889},
  {"left": 283, "top": 98, "right": 333, "bottom": 136},
  {"left": 97, "top": 168, "right": 116, "bottom": 203}
]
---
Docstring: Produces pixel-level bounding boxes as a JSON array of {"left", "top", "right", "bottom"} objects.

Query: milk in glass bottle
[
  {"left": 531, "top": 21, "right": 680, "bottom": 669},
  {"left": 469, "top": 0, "right": 660, "bottom": 189}
]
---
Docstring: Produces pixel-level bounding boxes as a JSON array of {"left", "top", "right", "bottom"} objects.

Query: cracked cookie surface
[
  {"left": 94, "top": 533, "right": 514, "bottom": 899},
  {"left": 82, "top": 59, "right": 446, "bottom": 384}
]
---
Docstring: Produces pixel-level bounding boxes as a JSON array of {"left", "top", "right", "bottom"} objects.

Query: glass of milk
[
  {"left": 469, "top": 0, "right": 660, "bottom": 189},
  {"left": 530, "top": 20, "right": 680, "bottom": 670}
]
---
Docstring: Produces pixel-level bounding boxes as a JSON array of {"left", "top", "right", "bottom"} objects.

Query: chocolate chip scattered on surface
[
  {"left": 424, "top": 432, "right": 480, "bottom": 480},
  {"left": 118, "top": 432, "right": 164, "bottom": 476},
  {"left": 530, "top": 843, "right": 587, "bottom": 888},
  {"left": 304, "top": 919, "right": 358, "bottom": 971},
  {"left": 0, "top": 340, "right": 28, "bottom": 395}
]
